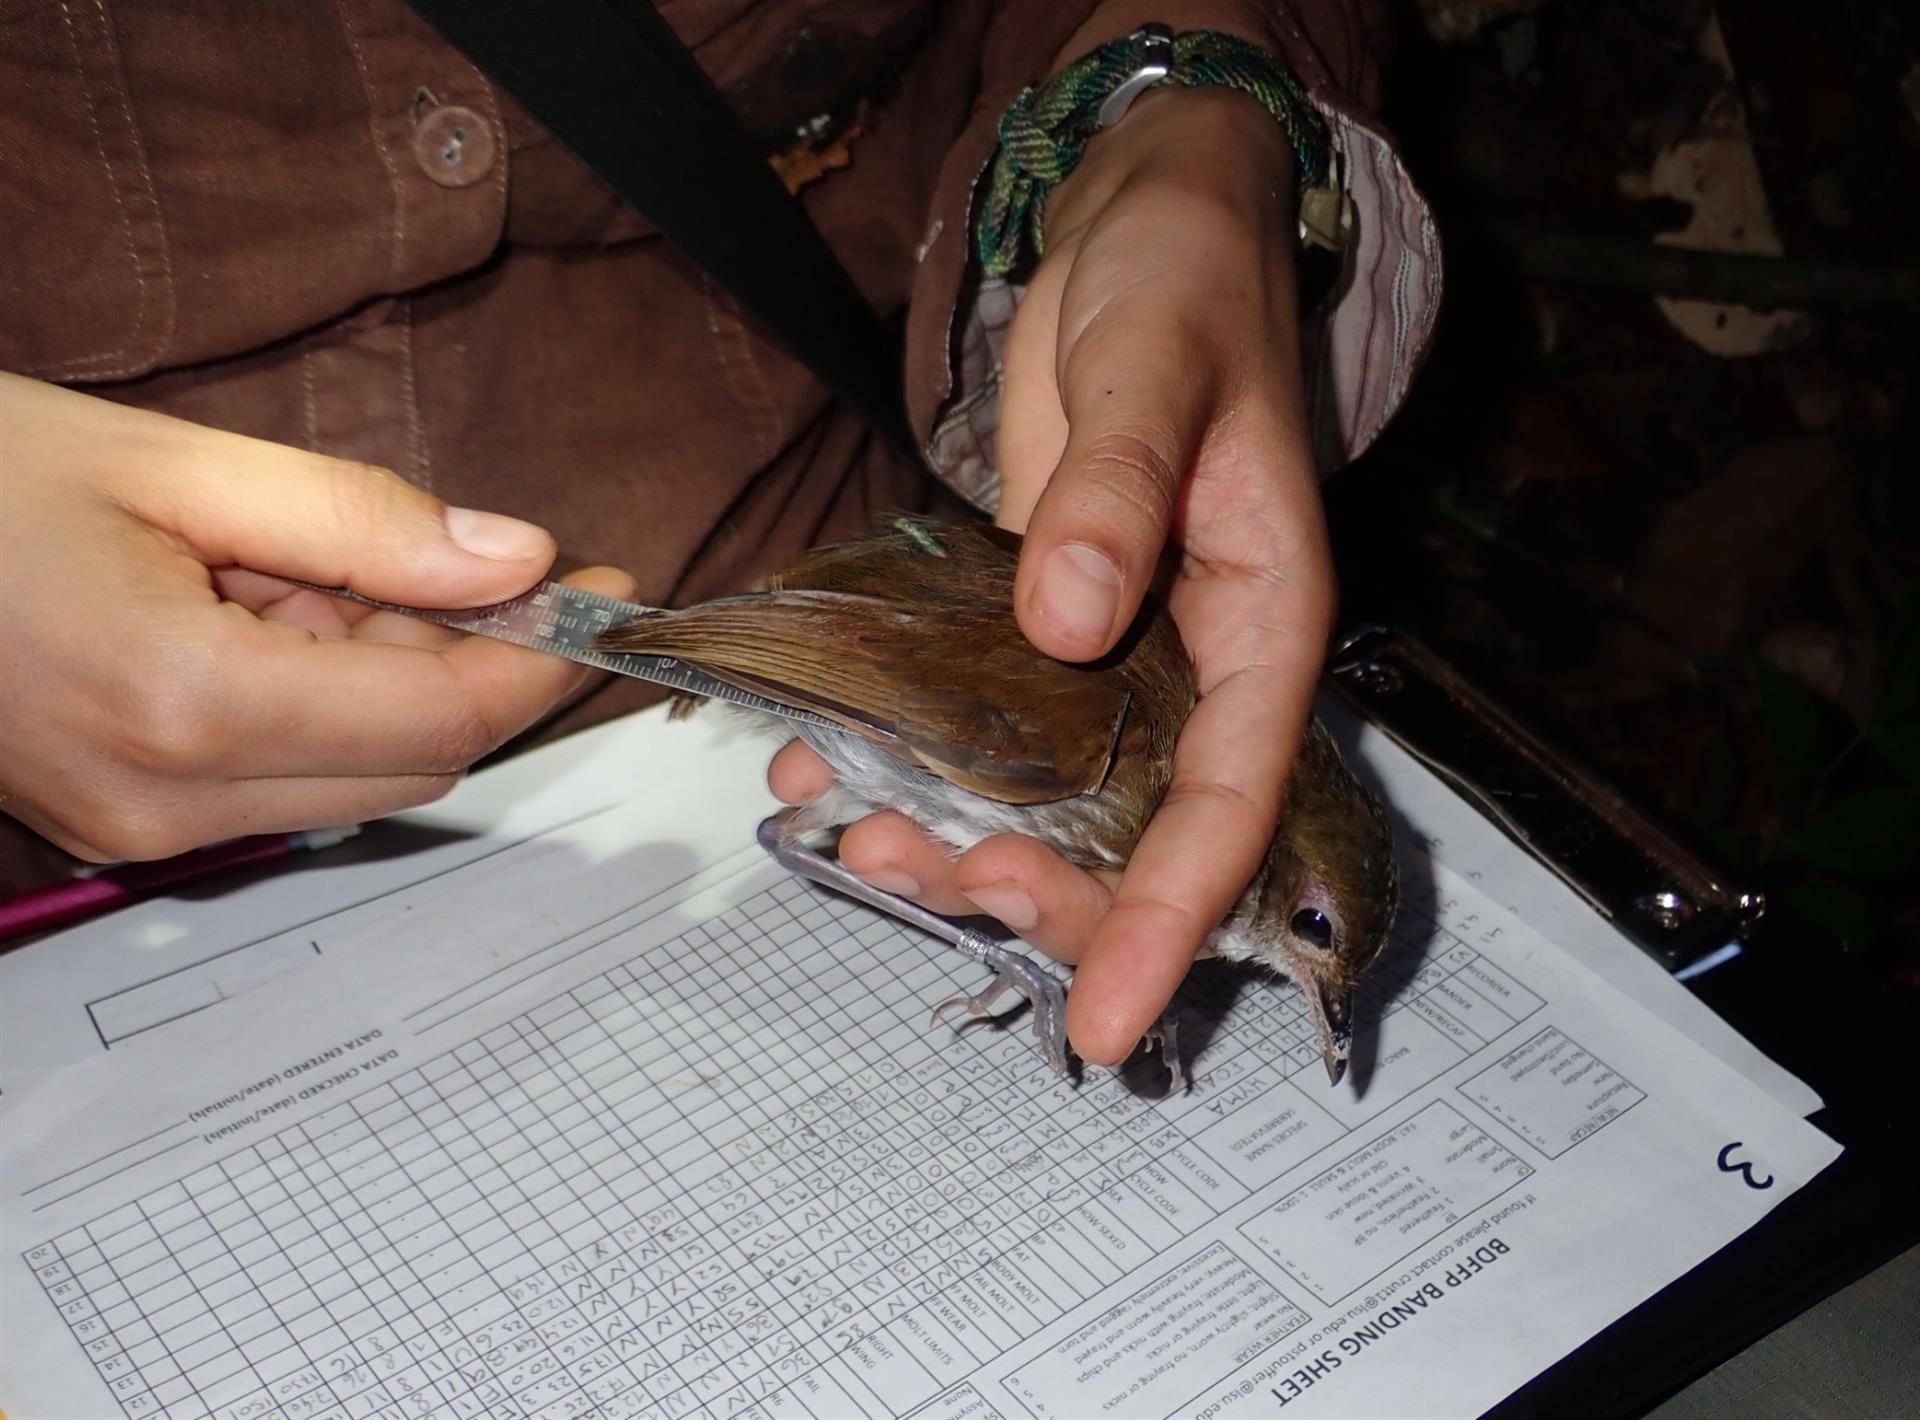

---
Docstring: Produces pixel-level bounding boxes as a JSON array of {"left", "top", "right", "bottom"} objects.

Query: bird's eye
[{"left": 1291, "top": 908, "right": 1334, "bottom": 948}]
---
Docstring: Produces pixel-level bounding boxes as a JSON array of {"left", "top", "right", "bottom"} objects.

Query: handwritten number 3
[{"left": 1717, "top": 1141, "right": 1774, "bottom": 1189}]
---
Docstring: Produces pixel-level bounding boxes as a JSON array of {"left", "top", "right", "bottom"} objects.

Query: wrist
[
  {"left": 976, "top": 18, "right": 1329, "bottom": 279},
  {"left": 1047, "top": 87, "right": 1300, "bottom": 249}
]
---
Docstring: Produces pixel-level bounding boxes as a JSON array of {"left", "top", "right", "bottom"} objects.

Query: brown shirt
[{"left": 0, "top": 0, "right": 1438, "bottom": 891}]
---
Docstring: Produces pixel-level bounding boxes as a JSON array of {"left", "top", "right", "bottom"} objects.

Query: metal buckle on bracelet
[
  {"left": 1090, "top": 23, "right": 1352, "bottom": 253},
  {"left": 1096, "top": 24, "right": 1175, "bottom": 129},
  {"left": 1300, "top": 149, "right": 1354, "bottom": 252}
]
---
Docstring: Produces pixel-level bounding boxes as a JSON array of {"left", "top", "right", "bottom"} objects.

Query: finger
[
  {"left": 72, "top": 385, "right": 559, "bottom": 606},
  {"left": 187, "top": 565, "right": 639, "bottom": 780},
  {"left": 768, "top": 741, "right": 834, "bottom": 805},
  {"left": 1013, "top": 281, "right": 1217, "bottom": 662},
  {"left": 1065, "top": 658, "right": 1316, "bottom": 1064},
  {"left": 1058, "top": 406, "right": 1333, "bottom": 1064},
  {"left": 255, "top": 594, "right": 463, "bottom": 651},
  {"left": 39, "top": 771, "right": 460, "bottom": 865},
  {"left": 993, "top": 255, "right": 1072, "bottom": 531},
  {"left": 350, "top": 562, "right": 643, "bottom": 762},
  {"left": 248, "top": 587, "right": 463, "bottom": 650},
  {"left": 212, "top": 569, "right": 458, "bottom": 648},
  {"left": 0, "top": 796, "right": 103, "bottom": 864},
  {"left": 215, "top": 569, "right": 358, "bottom": 629},
  {"left": 344, "top": 610, "right": 465, "bottom": 651},
  {"left": 836, "top": 813, "right": 976, "bottom": 918},
  {"left": 953, "top": 833, "right": 1116, "bottom": 965},
  {"left": 256, "top": 587, "right": 358, "bottom": 638}
]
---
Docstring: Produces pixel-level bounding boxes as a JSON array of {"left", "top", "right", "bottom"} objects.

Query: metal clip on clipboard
[{"left": 1329, "top": 626, "right": 1767, "bottom": 971}]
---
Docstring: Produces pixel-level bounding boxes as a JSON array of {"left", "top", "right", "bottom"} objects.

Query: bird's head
[{"left": 1236, "top": 723, "right": 1399, "bottom": 1087}]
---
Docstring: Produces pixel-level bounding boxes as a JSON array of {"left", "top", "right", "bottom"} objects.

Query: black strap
[{"left": 407, "top": 0, "right": 915, "bottom": 455}]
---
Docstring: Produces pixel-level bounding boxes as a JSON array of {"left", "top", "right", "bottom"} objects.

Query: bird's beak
[{"left": 1308, "top": 983, "right": 1353, "bottom": 1087}]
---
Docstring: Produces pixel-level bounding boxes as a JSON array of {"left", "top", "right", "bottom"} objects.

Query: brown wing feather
[
  {"left": 762, "top": 517, "right": 1024, "bottom": 598},
  {"left": 597, "top": 521, "right": 1135, "bottom": 803}
]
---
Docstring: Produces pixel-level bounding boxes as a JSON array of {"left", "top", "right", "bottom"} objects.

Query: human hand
[
  {"left": 0, "top": 372, "right": 635, "bottom": 861},
  {"left": 771, "top": 22, "right": 1334, "bottom": 1066}
]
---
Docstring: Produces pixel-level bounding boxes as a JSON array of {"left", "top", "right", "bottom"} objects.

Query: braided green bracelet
[{"left": 974, "top": 25, "right": 1334, "bottom": 278}]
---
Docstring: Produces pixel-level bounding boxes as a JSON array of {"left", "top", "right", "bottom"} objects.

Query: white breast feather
[
  {"left": 744, "top": 714, "right": 1278, "bottom": 972},
  {"left": 774, "top": 722, "right": 1129, "bottom": 870}
]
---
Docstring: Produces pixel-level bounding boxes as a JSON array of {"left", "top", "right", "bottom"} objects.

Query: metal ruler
[{"left": 294, "top": 579, "right": 838, "bottom": 730}]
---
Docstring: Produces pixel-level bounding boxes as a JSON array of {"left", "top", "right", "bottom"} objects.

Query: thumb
[
  {"left": 132, "top": 413, "right": 555, "bottom": 607},
  {"left": 1013, "top": 298, "right": 1214, "bottom": 662}
]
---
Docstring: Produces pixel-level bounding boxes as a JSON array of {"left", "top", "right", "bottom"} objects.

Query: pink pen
[{"left": 0, "top": 825, "right": 362, "bottom": 945}]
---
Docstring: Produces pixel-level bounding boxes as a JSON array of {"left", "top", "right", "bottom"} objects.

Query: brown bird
[{"left": 597, "top": 517, "right": 1398, "bottom": 1087}]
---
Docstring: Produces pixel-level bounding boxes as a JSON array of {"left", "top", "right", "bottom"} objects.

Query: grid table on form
[{"left": 27, "top": 875, "right": 1543, "bottom": 1420}]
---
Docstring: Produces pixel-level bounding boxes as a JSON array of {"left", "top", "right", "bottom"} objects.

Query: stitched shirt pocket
[{"left": 2, "top": 1, "right": 514, "bottom": 385}]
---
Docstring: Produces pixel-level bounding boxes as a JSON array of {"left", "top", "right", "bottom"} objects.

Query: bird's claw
[
  {"left": 932, "top": 942, "right": 1070, "bottom": 1076},
  {"left": 1140, "top": 1011, "right": 1185, "bottom": 1093}
]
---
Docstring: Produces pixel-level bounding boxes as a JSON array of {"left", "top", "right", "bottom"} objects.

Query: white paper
[
  {"left": 1, "top": 702, "right": 1820, "bottom": 1120},
  {"left": 0, "top": 710, "right": 1839, "bottom": 1420},
  {"left": 0, "top": 708, "right": 763, "bottom": 1094}
]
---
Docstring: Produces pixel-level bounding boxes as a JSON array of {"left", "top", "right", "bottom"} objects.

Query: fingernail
[
  {"left": 963, "top": 882, "right": 1039, "bottom": 933},
  {"left": 861, "top": 868, "right": 922, "bottom": 899},
  {"left": 1037, "top": 543, "right": 1122, "bottom": 646},
  {"left": 445, "top": 506, "right": 549, "bottom": 561}
]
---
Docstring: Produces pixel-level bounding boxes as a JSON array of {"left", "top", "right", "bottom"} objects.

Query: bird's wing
[
  {"left": 762, "top": 516, "right": 1026, "bottom": 598},
  {"left": 597, "top": 586, "right": 1131, "bottom": 804}
]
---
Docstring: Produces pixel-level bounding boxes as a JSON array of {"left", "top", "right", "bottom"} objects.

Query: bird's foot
[
  {"left": 1139, "top": 1011, "right": 1185, "bottom": 1093},
  {"left": 757, "top": 811, "right": 1073, "bottom": 1076},
  {"left": 930, "top": 938, "right": 1070, "bottom": 1077}
]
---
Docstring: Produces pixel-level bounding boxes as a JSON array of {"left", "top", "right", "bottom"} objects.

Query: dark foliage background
[{"left": 1328, "top": 0, "right": 1918, "bottom": 996}]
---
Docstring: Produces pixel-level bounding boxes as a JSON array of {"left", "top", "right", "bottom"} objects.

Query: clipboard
[
  {"left": 1329, "top": 625, "right": 1920, "bottom": 1419},
  {"left": 1329, "top": 625, "right": 1767, "bottom": 972}
]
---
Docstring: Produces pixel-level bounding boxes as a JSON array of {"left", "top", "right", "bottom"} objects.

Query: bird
[{"left": 595, "top": 516, "right": 1398, "bottom": 1088}]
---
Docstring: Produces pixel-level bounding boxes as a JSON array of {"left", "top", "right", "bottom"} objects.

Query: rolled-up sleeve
[{"left": 903, "top": 0, "right": 1443, "bottom": 513}]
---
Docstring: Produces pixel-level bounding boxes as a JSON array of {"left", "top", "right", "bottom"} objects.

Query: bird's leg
[
  {"left": 928, "top": 961, "right": 1071, "bottom": 1077},
  {"left": 1140, "top": 1011, "right": 1186, "bottom": 1093},
  {"left": 756, "top": 812, "right": 1071, "bottom": 1075}
]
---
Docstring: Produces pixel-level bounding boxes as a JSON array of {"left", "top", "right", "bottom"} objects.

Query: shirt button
[{"left": 412, "top": 105, "right": 496, "bottom": 189}]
